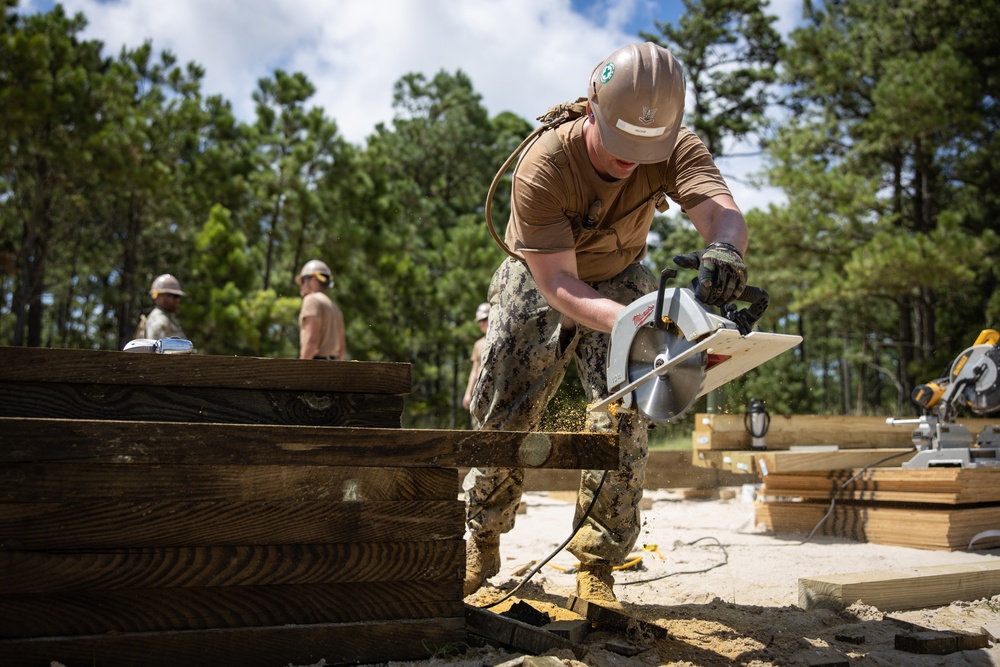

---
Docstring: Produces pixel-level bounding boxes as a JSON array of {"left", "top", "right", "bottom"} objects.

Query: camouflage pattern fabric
[
  {"left": 143, "top": 307, "right": 186, "bottom": 340},
  {"left": 464, "top": 257, "right": 656, "bottom": 566}
]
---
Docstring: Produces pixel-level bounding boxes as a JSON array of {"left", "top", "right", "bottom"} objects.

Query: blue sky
[{"left": 18, "top": 0, "right": 803, "bottom": 210}]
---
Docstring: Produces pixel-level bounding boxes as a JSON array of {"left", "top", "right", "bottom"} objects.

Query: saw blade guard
[{"left": 605, "top": 287, "right": 721, "bottom": 410}]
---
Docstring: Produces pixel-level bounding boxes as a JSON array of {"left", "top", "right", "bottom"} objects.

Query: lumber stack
[
  {"left": 756, "top": 467, "right": 1000, "bottom": 550},
  {"left": 692, "top": 412, "right": 997, "bottom": 475},
  {"left": 0, "top": 347, "right": 617, "bottom": 666},
  {"left": 690, "top": 412, "right": 1000, "bottom": 551}
]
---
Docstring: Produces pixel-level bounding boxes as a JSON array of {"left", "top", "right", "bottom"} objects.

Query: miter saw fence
[
  {"left": 589, "top": 268, "right": 802, "bottom": 425},
  {"left": 888, "top": 329, "right": 1000, "bottom": 468}
]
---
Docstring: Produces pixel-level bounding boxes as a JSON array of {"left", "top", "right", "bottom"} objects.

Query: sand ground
[{"left": 363, "top": 488, "right": 1000, "bottom": 667}]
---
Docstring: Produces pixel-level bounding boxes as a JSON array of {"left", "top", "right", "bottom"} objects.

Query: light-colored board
[
  {"left": 756, "top": 501, "right": 1000, "bottom": 551},
  {"left": 691, "top": 413, "right": 999, "bottom": 450},
  {"left": 799, "top": 561, "right": 1000, "bottom": 611},
  {"left": 762, "top": 466, "right": 1000, "bottom": 503}
]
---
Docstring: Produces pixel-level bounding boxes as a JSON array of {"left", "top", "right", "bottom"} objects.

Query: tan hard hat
[
  {"left": 150, "top": 274, "right": 185, "bottom": 298},
  {"left": 475, "top": 302, "right": 491, "bottom": 322},
  {"left": 588, "top": 42, "right": 686, "bottom": 164},
  {"left": 296, "top": 259, "right": 333, "bottom": 286}
]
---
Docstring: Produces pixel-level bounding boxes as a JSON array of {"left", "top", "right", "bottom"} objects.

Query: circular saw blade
[{"left": 627, "top": 326, "right": 706, "bottom": 425}]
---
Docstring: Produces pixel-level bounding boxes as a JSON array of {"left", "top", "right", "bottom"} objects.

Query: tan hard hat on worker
[
  {"left": 295, "top": 259, "right": 333, "bottom": 286},
  {"left": 150, "top": 274, "right": 185, "bottom": 298},
  {"left": 588, "top": 42, "right": 686, "bottom": 164},
  {"left": 475, "top": 302, "right": 490, "bottom": 322}
]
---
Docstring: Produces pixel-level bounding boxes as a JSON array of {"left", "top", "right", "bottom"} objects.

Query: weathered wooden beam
[
  {"left": 0, "top": 541, "right": 465, "bottom": 594},
  {"left": 0, "top": 417, "right": 619, "bottom": 469},
  {"left": 0, "top": 346, "right": 411, "bottom": 394},
  {"left": 0, "top": 499, "right": 465, "bottom": 549},
  {"left": 0, "top": 580, "right": 464, "bottom": 637},
  {"left": 799, "top": 561, "right": 1000, "bottom": 612},
  {"left": 464, "top": 604, "right": 580, "bottom": 655},
  {"left": 0, "top": 618, "right": 467, "bottom": 667},
  {"left": 0, "top": 380, "right": 404, "bottom": 428},
  {"left": 0, "top": 463, "right": 457, "bottom": 502}
]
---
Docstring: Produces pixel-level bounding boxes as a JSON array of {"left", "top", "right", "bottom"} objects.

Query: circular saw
[{"left": 589, "top": 269, "right": 802, "bottom": 425}]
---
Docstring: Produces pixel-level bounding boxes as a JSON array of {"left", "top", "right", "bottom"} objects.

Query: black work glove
[{"left": 673, "top": 242, "right": 748, "bottom": 306}]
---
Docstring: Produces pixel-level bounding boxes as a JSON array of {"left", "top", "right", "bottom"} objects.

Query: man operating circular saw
[{"left": 464, "top": 42, "right": 750, "bottom": 604}]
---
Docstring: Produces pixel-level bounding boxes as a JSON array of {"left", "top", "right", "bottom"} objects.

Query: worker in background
[
  {"left": 296, "top": 259, "right": 346, "bottom": 360},
  {"left": 462, "top": 302, "right": 491, "bottom": 411},
  {"left": 139, "top": 274, "right": 187, "bottom": 340},
  {"left": 463, "top": 43, "right": 749, "bottom": 604}
]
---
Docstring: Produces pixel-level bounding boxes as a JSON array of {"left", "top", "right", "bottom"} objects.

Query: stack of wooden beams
[
  {"left": 690, "top": 412, "right": 1000, "bottom": 551},
  {"left": 0, "top": 347, "right": 617, "bottom": 666},
  {"left": 757, "top": 467, "right": 1000, "bottom": 550}
]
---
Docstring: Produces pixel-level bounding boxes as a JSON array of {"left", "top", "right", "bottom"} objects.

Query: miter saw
[
  {"left": 887, "top": 329, "right": 1000, "bottom": 468},
  {"left": 589, "top": 269, "right": 802, "bottom": 424}
]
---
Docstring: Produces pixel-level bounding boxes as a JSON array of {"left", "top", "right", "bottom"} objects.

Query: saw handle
[{"left": 724, "top": 285, "right": 770, "bottom": 336}]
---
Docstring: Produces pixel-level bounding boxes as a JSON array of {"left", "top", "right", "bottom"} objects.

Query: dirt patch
[{"left": 363, "top": 490, "right": 1000, "bottom": 667}]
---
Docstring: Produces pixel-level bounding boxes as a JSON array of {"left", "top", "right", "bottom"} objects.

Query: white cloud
[{"left": 28, "top": 0, "right": 803, "bottom": 211}]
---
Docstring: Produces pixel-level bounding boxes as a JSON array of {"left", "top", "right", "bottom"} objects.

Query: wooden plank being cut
[
  {"left": 799, "top": 561, "right": 1000, "bottom": 611},
  {"left": 0, "top": 417, "right": 618, "bottom": 470}
]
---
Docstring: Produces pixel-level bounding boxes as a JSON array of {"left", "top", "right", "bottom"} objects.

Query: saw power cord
[
  {"left": 617, "top": 536, "right": 729, "bottom": 586},
  {"left": 799, "top": 447, "right": 916, "bottom": 545},
  {"left": 478, "top": 470, "right": 608, "bottom": 610}
]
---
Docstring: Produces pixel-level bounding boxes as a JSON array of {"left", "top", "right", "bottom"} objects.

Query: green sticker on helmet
[{"left": 600, "top": 63, "right": 615, "bottom": 84}]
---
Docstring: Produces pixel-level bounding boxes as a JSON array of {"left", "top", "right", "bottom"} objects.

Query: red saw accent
[{"left": 705, "top": 353, "right": 731, "bottom": 370}]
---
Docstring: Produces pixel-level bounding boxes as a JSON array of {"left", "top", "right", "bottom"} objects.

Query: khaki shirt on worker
[
  {"left": 299, "top": 291, "right": 345, "bottom": 359},
  {"left": 505, "top": 118, "right": 733, "bottom": 283}
]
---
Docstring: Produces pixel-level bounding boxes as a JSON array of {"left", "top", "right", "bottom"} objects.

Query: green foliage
[{"left": 3, "top": 0, "right": 998, "bottom": 427}]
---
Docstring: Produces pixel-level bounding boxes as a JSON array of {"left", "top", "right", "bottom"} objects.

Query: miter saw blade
[
  {"left": 962, "top": 345, "right": 1000, "bottom": 415},
  {"left": 627, "top": 326, "right": 706, "bottom": 424}
]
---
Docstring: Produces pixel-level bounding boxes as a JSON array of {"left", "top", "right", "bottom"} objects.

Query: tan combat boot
[
  {"left": 463, "top": 535, "right": 500, "bottom": 597},
  {"left": 576, "top": 560, "right": 620, "bottom": 606}
]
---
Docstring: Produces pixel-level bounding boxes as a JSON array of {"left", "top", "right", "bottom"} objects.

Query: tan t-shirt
[
  {"left": 505, "top": 118, "right": 733, "bottom": 283},
  {"left": 299, "top": 291, "right": 345, "bottom": 359}
]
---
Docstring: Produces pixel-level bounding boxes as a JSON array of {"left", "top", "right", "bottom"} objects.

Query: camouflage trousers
[{"left": 464, "top": 257, "right": 657, "bottom": 566}]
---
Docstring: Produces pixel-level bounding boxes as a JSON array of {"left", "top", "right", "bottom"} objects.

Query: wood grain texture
[
  {"left": 0, "top": 617, "right": 467, "bottom": 667},
  {"left": 756, "top": 501, "right": 1000, "bottom": 550},
  {"left": 762, "top": 467, "right": 1000, "bottom": 504},
  {"left": 799, "top": 561, "right": 1000, "bottom": 611},
  {"left": 0, "top": 346, "right": 412, "bottom": 394},
  {"left": 0, "top": 500, "right": 465, "bottom": 549},
  {"left": 693, "top": 413, "right": 998, "bottom": 450},
  {"left": 0, "top": 417, "right": 620, "bottom": 469},
  {"left": 0, "top": 380, "right": 403, "bottom": 427},
  {"left": 0, "top": 541, "right": 465, "bottom": 594},
  {"left": 0, "top": 581, "right": 464, "bottom": 637},
  {"left": 0, "top": 463, "right": 457, "bottom": 502}
]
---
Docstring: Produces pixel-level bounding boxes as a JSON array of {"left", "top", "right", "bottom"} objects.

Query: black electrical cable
[
  {"left": 799, "top": 447, "right": 916, "bottom": 545},
  {"left": 479, "top": 469, "right": 609, "bottom": 610},
  {"left": 617, "top": 536, "right": 729, "bottom": 586}
]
